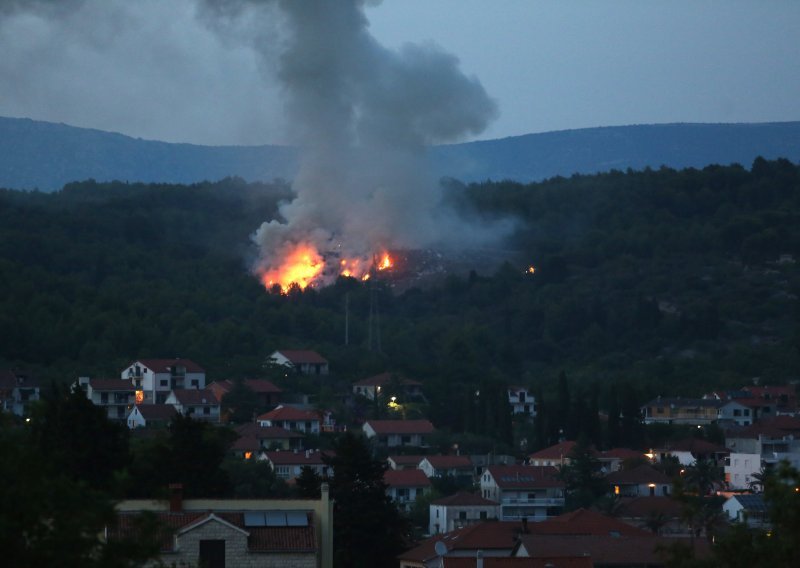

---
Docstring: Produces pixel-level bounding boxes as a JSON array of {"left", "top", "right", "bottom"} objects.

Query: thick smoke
[{"left": 199, "top": 0, "right": 503, "bottom": 282}]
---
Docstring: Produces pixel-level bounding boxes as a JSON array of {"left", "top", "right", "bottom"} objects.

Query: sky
[{"left": 0, "top": 0, "right": 798, "bottom": 147}]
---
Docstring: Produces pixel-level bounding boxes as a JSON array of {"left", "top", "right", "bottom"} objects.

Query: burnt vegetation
[{"left": 1, "top": 158, "right": 799, "bottom": 423}]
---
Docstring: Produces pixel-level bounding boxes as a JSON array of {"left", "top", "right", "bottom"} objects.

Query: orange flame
[
  {"left": 377, "top": 252, "right": 393, "bottom": 271},
  {"left": 259, "top": 243, "right": 324, "bottom": 293}
]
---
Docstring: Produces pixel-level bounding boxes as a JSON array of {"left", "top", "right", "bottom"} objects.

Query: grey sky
[{"left": 0, "top": 0, "right": 798, "bottom": 146}]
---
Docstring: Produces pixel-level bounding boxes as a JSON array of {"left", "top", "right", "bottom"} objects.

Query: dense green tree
[{"left": 557, "top": 436, "right": 608, "bottom": 510}]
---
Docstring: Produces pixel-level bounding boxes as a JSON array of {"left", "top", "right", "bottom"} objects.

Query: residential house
[
  {"left": 78, "top": 377, "right": 136, "bottom": 421},
  {"left": 641, "top": 397, "right": 721, "bottom": 425},
  {"left": 605, "top": 465, "right": 671, "bottom": 497},
  {"left": 507, "top": 386, "right": 536, "bottom": 417},
  {"left": 384, "top": 469, "right": 431, "bottom": 513},
  {"left": 165, "top": 388, "right": 221, "bottom": 423},
  {"left": 741, "top": 384, "right": 797, "bottom": 415},
  {"left": 126, "top": 403, "right": 178, "bottom": 429},
  {"left": 480, "top": 465, "right": 565, "bottom": 521},
  {"left": 0, "top": 369, "right": 39, "bottom": 417},
  {"left": 429, "top": 492, "right": 500, "bottom": 535},
  {"left": 257, "top": 405, "right": 321, "bottom": 434},
  {"left": 232, "top": 422, "right": 304, "bottom": 456},
  {"left": 387, "top": 455, "right": 426, "bottom": 470},
  {"left": 121, "top": 358, "right": 206, "bottom": 404},
  {"left": 723, "top": 494, "right": 770, "bottom": 528},
  {"left": 208, "top": 379, "right": 283, "bottom": 410},
  {"left": 261, "top": 450, "right": 332, "bottom": 481},
  {"left": 596, "top": 448, "right": 647, "bottom": 473},
  {"left": 717, "top": 400, "right": 755, "bottom": 427},
  {"left": 650, "top": 438, "right": 729, "bottom": 466},
  {"left": 269, "top": 350, "right": 329, "bottom": 376},
  {"left": 362, "top": 419, "right": 434, "bottom": 448},
  {"left": 529, "top": 441, "right": 579, "bottom": 467},
  {"left": 724, "top": 416, "right": 800, "bottom": 469},
  {"left": 419, "top": 455, "right": 474, "bottom": 480},
  {"left": 443, "top": 559, "right": 592, "bottom": 568},
  {"left": 616, "top": 496, "right": 686, "bottom": 535},
  {"left": 352, "top": 372, "right": 424, "bottom": 401},
  {"left": 110, "top": 483, "right": 333, "bottom": 568},
  {"left": 724, "top": 452, "right": 762, "bottom": 490}
]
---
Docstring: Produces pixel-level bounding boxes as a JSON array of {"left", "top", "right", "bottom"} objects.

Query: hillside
[{"left": 2, "top": 116, "right": 800, "bottom": 191}]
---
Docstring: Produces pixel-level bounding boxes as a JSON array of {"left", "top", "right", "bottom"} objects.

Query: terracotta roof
[
  {"left": 364, "top": 419, "right": 435, "bottom": 435},
  {"left": 263, "top": 450, "right": 332, "bottom": 466},
  {"left": 398, "top": 522, "right": 525, "bottom": 563},
  {"left": 444, "top": 557, "right": 592, "bottom": 568},
  {"left": 742, "top": 385, "right": 796, "bottom": 400},
  {"left": 353, "top": 372, "right": 422, "bottom": 387},
  {"left": 517, "top": 534, "right": 710, "bottom": 564},
  {"left": 643, "top": 397, "right": 722, "bottom": 408},
  {"left": 273, "top": 350, "right": 328, "bottom": 364},
  {"left": 384, "top": 469, "right": 431, "bottom": 488},
  {"left": 530, "top": 508, "right": 651, "bottom": 537},
  {"left": 606, "top": 465, "right": 672, "bottom": 485},
  {"left": 112, "top": 511, "right": 316, "bottom": 553},
  {"left": 234, "top": 423, "right": 303, "bottom": 439},
  {"left": 661, "top": 438, "right": 728, "bottom": 454},
  {"left": 209, "top": 379, "right": 283, "bottom": 396},
  {"left": 616, "top": 496, "right": 683, "bottom": 519},
  {"left": 485, "top": 465, "right": 563, "bottom": 489},
  {"left": 0, "top": 369, "right": 39, "bottom": 389},
  {"left": 170, "top": 388, "right": 218, "bottom": 406},
  {"left": 387, "top": 455, "right": 426, "bottom": 468},
  {"left": 258, "top": 405, "right": 320, "bottom": 422},
  {"left": 728, "top": 415, "right": 800, "bottom": 438},
  {"left": 422, "top": 455, "right": 473, "bottom": 470},
  {"left": 529, "top": 441, "right": 596, "bottom": 460},
  {"left": 598, "top": 448, "right": 646, "bottom": 461},
  {"left": 431, "top": 491, "right": 498, "bottom": 507},
  {"left": 89, "top": 378, "right": 136, "bottom": 391},
  {"left": 232, "top": 435, "right": 261, "bottom": 452},
  {"left": 132, "top": 359, "right": 205, "bottom": 373},
  {"left": 135, "top": 404, "right": 178, "bottom": 421}
]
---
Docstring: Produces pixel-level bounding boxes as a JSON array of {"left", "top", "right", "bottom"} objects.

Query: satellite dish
[{"left": 434, "top": 541, "right": 448, "bottom": 556}]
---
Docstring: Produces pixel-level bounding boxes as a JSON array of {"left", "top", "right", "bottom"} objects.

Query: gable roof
[
  {"left": 364, "top": 419, "right": 435, "bottom": 435},
  {"left": 444, "top": 559, "right": 592, "bottom": 568},
  {"left": 0, "top": 369, "right": 39, "bottom": 389},
  {"left": 135, "top": 404, "right": 178, "bottom": 421},
  {"left": 431, "top": 491, "right": 498, "bottom": 507},
  {"left": 258, "top": 405, "right": 320, "bottom": 422},
  {"left": 616, "top": 496, "right": 683, "bottom": 519},
  {"left": 210, "top": 379, "right": 283, "bottom": 396},
  {"left": 234, "top": 423, "right": 304, "bottom": 440},
  {"left": 170, "top": 388, "right": 218, "bottom": 406},
  {"left": 273, "top": 350, "right": 328, "bottom": 364},
  {"left": 398, "top": 521, "right": 525, "bottom": 563},
  {"left": 132, "top": 359, "right": 205, "bottom": 373},
  {"left": 643, "top": 397, "right": 723, "bottom": 409},
  {"left": 384, "top": 469, "right": 432, "bottom": 488},
  {"left": 729, "top": 494, "right": 768, "bottom": 512},
  {"left": 89, "top": 378, "right": 136, "bottom": 392},
  {"left": 387, "top": 455, "right": 426, "bottom": 468},
  {"left": 660, "top": 438, "right": 728, "bottom": 454},
  {"left": 263, "top": 450, "right": 332, "bottom": 466},
  {"left": 529, "top": 440, "right": 595, "bottom": 461},
  {"left": 606, "top": 465, "right": 672, "bottom": 485},
  {"left": 485, "top": 465, "right": 563, "bottom": 489},
  {"left": 353, "top": 372, "right": 422, "bottom": 387},
  {"left": 422, "top": 455, "right": 473, "bottom": 469},
  {"left": 531, "top": 508, "right": 651, "bottom": 537},
  {"left": 598, "top": 447, "right": 646, "bottom": 461}
]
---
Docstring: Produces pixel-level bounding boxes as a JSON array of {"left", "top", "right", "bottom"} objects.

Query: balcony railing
[{"left": 501, "top": 497, "right": 565, "bottom": 507}]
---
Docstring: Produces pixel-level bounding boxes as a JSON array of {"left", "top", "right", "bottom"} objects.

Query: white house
[
  {"left": 352, "top": 372, "right": 424, "bottom": 401},
  {"left": 362, "top": 419, "right": 434, "bottom": 448},
  {"left": 261, "top": 450, "right": 332, "bottom": 480},
  {"left": 724, "top": 453, "right": 762, "bottom": 490},
  {"left": 418, "top": 455, "right": 474, "bottom": 479},
  {"left": 165, "top": 388, "right": 221, "bottom": 422},
  {"left": 0, "top": 369, "right": 39, "bottom": 417},
  {"left": 77, "top": 377, "right": 136, "bottom": 421},
  {"left": 480, "top": 465, "right": 564, "bottom": 521},
  {"left": 717, "top": 400, "right": 755, "bottom": 427},
  {"left": 126, "top": 404, "right": 178, "bottom": 429},
  {"left": 723, "top": 494, "right": 769, "bottom": 527},
  {"left": 605, "top": 465, "right": 671, "bottom": 497},
  {"left": 384, "top": 469, "right": 431, "bottom": 513},
  {"left": 507, "top": 386, "right": 536, "bottom": 416},
  {"left": 121, "top": 358, "right": 206, "bottom": 404},
  {"left": 257, "top": 405, "right": 321, "bottom": 434},
  {"left": 429, "top": 492, "right": 499, "bottom": 535},
  {"left": 269, "top": 350, "right": 329, "bottom": 375}
]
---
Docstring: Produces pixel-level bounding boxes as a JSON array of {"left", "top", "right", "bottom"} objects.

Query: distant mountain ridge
[{"left": 1, "top": 116, "right": 799, "bottom": 191}]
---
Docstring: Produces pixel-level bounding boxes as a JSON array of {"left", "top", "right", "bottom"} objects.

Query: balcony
[{"left": 501, "top": 497, "right": 565, "bottom": 507}]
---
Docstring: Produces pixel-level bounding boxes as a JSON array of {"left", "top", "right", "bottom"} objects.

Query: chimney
[{"left": 169, "top": 483, "right": 183, "bottom": 512}]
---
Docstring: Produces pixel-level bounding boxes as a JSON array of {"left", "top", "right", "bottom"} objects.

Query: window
[
  {"left": 160, "top": 379, "right": 168, "bottom": 387},
  {"left": 480, "top": 511, "right": 488, "bottom": 520},
  {"left": 100, "top": 393, "right": 108, "bottom": 404},
  {"left": 401, "top": 435, "right": 411, "bottom": 444},
  {"left": 733, "top": 409, "right": 741, "bottom": 417},
  {"left": 203, "top": 407, "right": 210, "bottom": 415},
  {"left": 744, "top": 409, "right": 750, "bottom": 416},
  {"left": 199, "top": 540, "right": 225, "bottom": 568},
  {"left": 191, "top": 379, "right": 199, "bottom": 388},
  {"left": 459, "top": 511, "right": 467, "bottom": 520}
]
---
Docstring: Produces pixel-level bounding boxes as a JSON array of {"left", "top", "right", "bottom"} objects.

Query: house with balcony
[
  {"left": 121, "top": 358, "right": 205, "bottom": 404},
  {"left": 528, "top": 440, "right": 581, "bottom": 467},
  {"left": 717, "top": 400, "right": 755, "bottom": 427},
  {"left": 429, "top": 492, "right": 500, "bottom": 535},
  {"left": 352, "top": 372, "right": 424, "bottom": 401},
  {"left": 362, "top": 419, "right": 435, "bottom": 448},
  {"left": 384, "top": 469, "right": 431, "bottom": 513},
  {"left": 261, "top": 449, "right": 332, "bottom": 481},
  {"left": 419, "top": 455, "right": 474, "bottom": 480},
  {"left": 507, "top": 386, "right": 536, "bottom": 417},
  {"left": 480, "top": 465, "right": 564, "bottom": 521},
  {"left": 0, "top": 369, "right": 40, "bottom": 417},
  {"left": 126, "top": 403, "right": 177, "bottom": 429},
  {"left": 606, "top": 465, "right": 671, "bottom": 497},
  {"left": 77, "top": 377, "right": 137, "bottom": 421},
  {"left": 650, "top": 437, "right": 729, "bottom": 466},
  {"left": 231, "top": 422, "right": 304, "bottom": 456},
  {"left": 724, "top": 416, "right": 800, "bottom": 469},
  {"left": 269, "top": 350, "right": 329, "bottom": 376},
  {"left": 641, "top": 397, "right": 721, "bottom": 425},
  {"left": 257, "top": 405, "right": 321, "bottom": 434},
  {"left": 165, "top": 388, "right": 221, "bottom": 423}
]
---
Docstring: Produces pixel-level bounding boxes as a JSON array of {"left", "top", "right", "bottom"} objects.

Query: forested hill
[
  {"left": 1, "top": 160, "right": 798, "bottom": 428},
  {"left": 2, "top": 116, "right": 800, "bottom": 191}
]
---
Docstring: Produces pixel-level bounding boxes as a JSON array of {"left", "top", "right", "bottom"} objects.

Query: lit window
[{"left": 135, "top": 390, "right": 144, "bottom": 405}]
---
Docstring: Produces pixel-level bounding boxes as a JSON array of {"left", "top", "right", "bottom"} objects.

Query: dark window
[
  {"left": 203, "top": 407, "right": 210, "bottom": 415},
  {"left": 199, "top": 539, "right": 225, "bottom": 568},
  {"left": 191, "top": 379, "right": 199, "bottom": 388},
  {"left": 100, "top": 393, "right": 108, "bottom": 404},
  {"left": 733, "top": 409, "right": 741, "bottom": 417},
  {"left": 401, "top": 435, "right": 411, "bottom": 444},
  {"left": 459, "top": 511, "right": 467, "bottom": 520},
  {"left": 160, "top": 379, "right": 168, "bottom": 387},
  {"left": 480, "top": 511, "right": 488, "bottom": 520}
]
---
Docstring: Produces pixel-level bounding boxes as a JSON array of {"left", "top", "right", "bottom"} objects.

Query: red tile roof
[
  {"left": 616, "top": 496, "right": 683, "bottom": 519},
  {"left": 170, "top": 388, "right": 218, "bottom": 406},
  {"left": 598, "top": 448, "right": 646, "bottom": 461},
  {"left": 606, "top": 465, "right": 671, "bottom": 486},
  {"left": 485, "top": 465, "right": 563, "bottom": 489},
  {"left": 530, "top": 508, "right": 651, "bottom": 537},
  {"left": 384, "top": 469, "right": 432, "bottom": 488},
  {"left": 530, "top": 441, "right": 596, "bottom": 461},
  {"left": 422, "top": 455, "right": 473, "bottom": 470},
  {"left": 660, "top": 438, "right": 728, "bottom": 454},
  {"left": 273, "top": 350, "right": 328, "bottom": 364},
  {"left": 364, "top": 419, "right": 435, "bottom": 435},
  {"left": 353, "top": 372, "right": 422, "bottom": 387},
  {"left": 258, "top": 405, "right": 320, "bottom": 422},
  {"left": 136, "top": 404, "right": 178, "bottom": 421},
  {"left": 210, "top": 379, "right": 283, "bottom": 397},
  {"left": 234, "top": 423, "right": 303, "bottom": 440},
  {"left": 387, "top": 455, "right": 426, "bottom": 468},
  {"left": 444, "top": 557, "right": 592, "bottom": 568},
  {"left": 398, "top": 522, "right": 524, "bottom": 563},
  {"left": 432, "top": 491, "right": 498, "bottom": 507},
  {"left": 133, "top": 359, "right": 205, "bottom": 373},
  {"left": 263, "top": 450, "right": 332, "bottom": 466},
  {"left": 89, "top": 378, "right": 136, "bottom": 391},
  {"left": 729, "top": 415, "right": 800, "bottom": 438}
]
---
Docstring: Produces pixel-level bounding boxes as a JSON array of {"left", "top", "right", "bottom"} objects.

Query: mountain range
[{"left": 1, "top": 116, "right": 799, "bottom": 191}]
